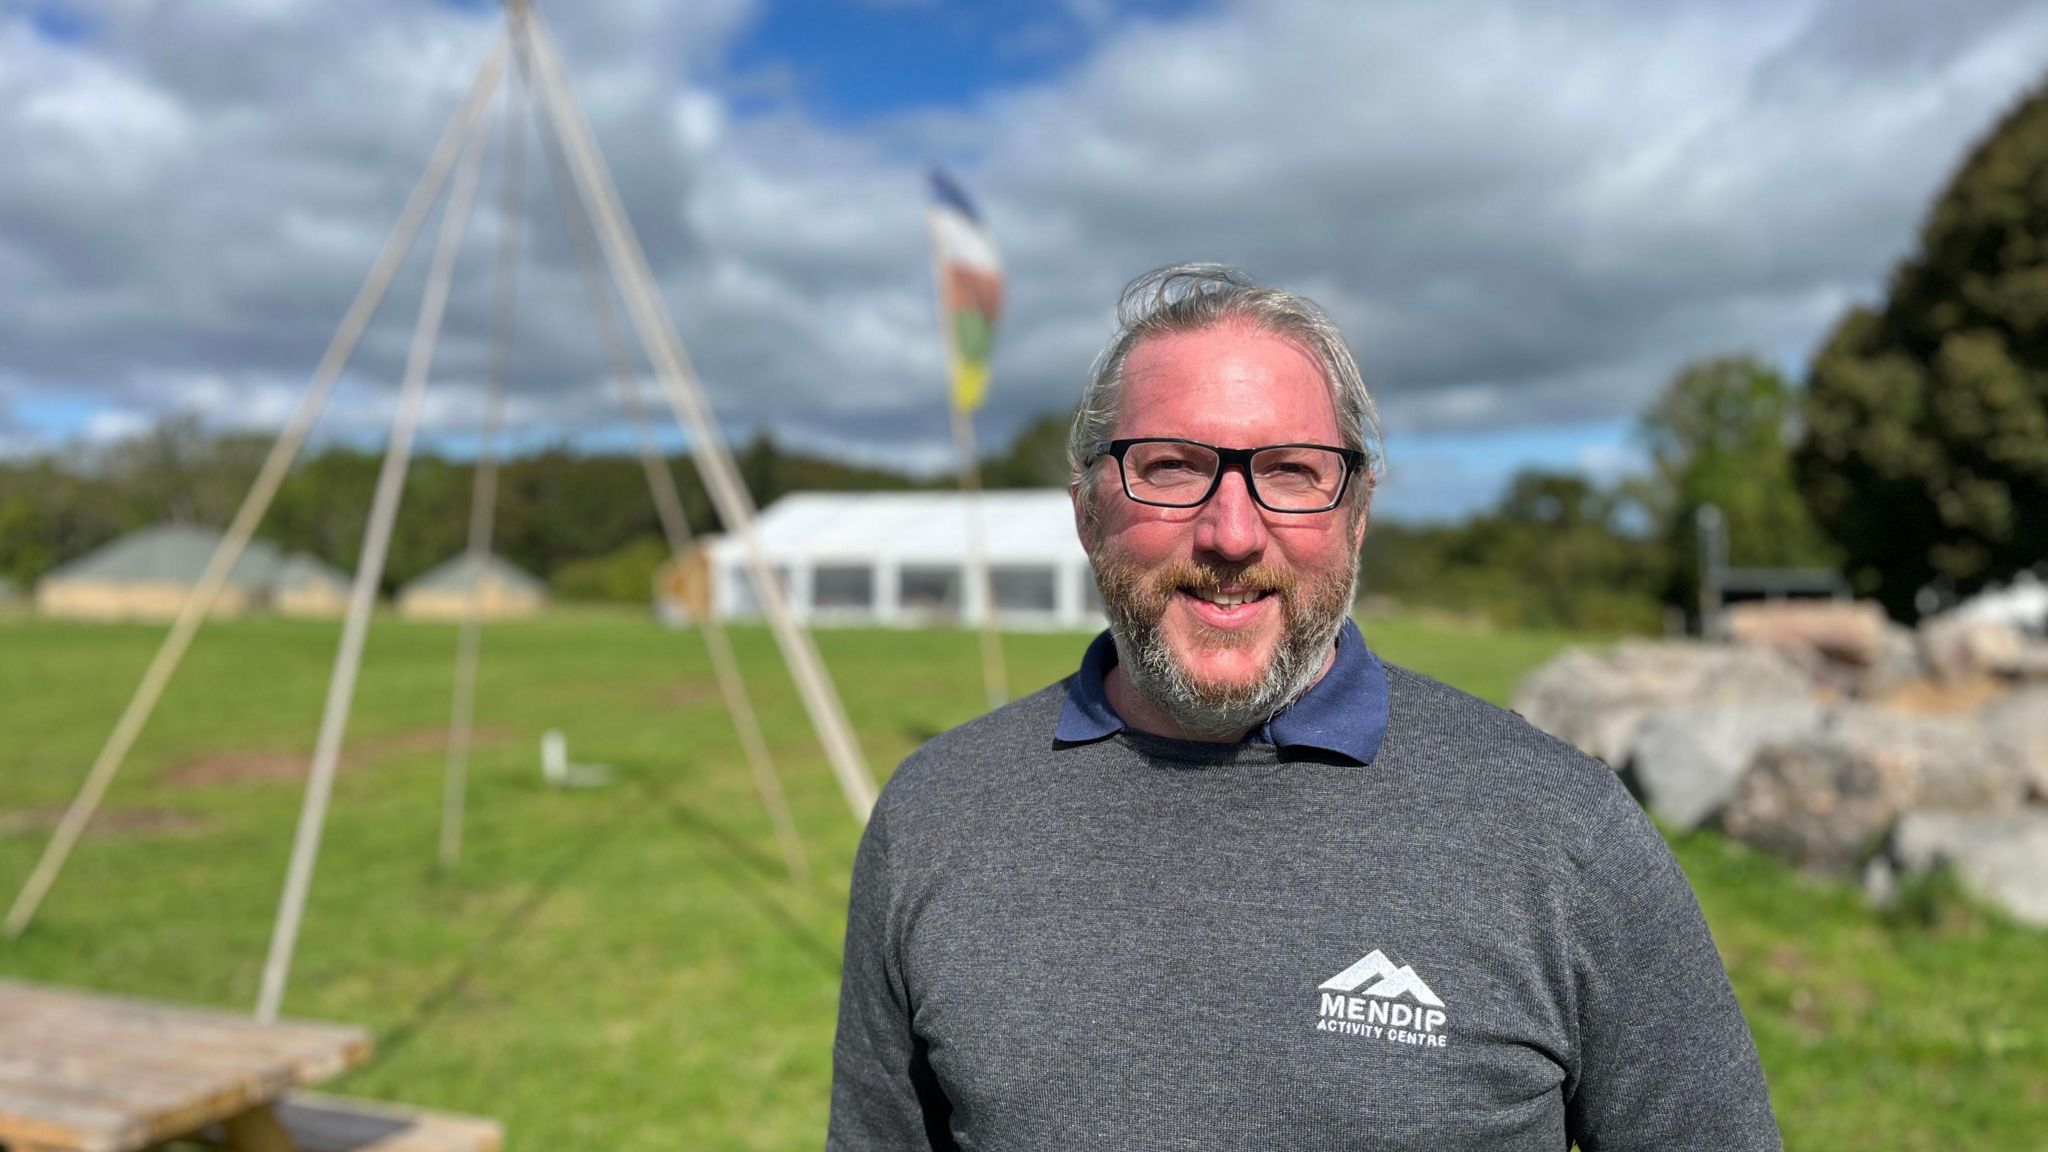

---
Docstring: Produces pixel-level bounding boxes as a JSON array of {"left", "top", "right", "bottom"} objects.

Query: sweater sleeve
[
  {"left": 827, "top": 796, "right": 956, "bottom": 1151},
  {"left": 1563, "top": 780, "right": 1783, "bottom": 1151}
]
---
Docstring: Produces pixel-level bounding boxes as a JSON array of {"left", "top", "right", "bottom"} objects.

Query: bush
[{"left": 550, "top": 537, "right": 670, "bottom": 604}]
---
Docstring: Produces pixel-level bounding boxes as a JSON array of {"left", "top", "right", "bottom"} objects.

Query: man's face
[{"left": 1076, "top": 322, "right": 1368, "bottom": 736}]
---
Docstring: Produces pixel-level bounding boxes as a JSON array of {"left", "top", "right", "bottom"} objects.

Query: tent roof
[
  {"left": 273, "top": 552, "right": 350, "bottom": 592},
  {"left": 402, "top": 552, "right": 548, "bottom": 595},
  {"left": 40, "top": 524, "right": 281, "bottom": 588},
  {"left": 708, "top": 489, "right": 1087, "bottom": 566}
]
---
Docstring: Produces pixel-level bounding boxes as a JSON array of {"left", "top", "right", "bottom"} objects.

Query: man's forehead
[{"left": 1114, "top": 324, "right": 1338, "bottom": 436}]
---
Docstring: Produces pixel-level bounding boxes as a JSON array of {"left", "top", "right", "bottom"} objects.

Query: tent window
[
  {"left": 814, "top": 565, "right": 874, "bottom": 611},
  {"left": 900, "top": 566, "right": 961, "bottom": 619},
  {"left": 991, "top": 565, "right": 1057, "bottom": 613}
]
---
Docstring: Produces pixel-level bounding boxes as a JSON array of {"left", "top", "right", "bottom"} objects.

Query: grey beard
[
  {"left": 1098, "top": 560, "right": 1354, "bottom": 741},
  {"left": 1107, "top": 612, "right": 1340, "bottom": 740}
]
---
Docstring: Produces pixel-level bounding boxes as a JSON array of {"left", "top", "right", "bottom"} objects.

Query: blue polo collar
[{"left": 1054, "top": 617, "right": 1389, "bottom": 765}]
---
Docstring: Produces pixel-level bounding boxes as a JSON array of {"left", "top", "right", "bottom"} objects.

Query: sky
[{"left": 2, "top": 0, "right": 2045, "bottom": 522}]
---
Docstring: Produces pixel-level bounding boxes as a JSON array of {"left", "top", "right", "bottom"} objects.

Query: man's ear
[
  {"left": 1349, "top": 481, "right": 1373, "bottom": 549},
  {"left": 1070, "top": 481, "right": 1092, "bottom": 550}
]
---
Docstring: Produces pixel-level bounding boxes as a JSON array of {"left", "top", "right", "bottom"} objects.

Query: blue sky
[
  {"left": 724, "top": 0, "right": 1210, "bottom": 124},
  {"left": 2, "top": 0, "right": 2045, "bottom": 522}
]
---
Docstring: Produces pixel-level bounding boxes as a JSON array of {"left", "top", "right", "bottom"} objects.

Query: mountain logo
[
  {"left": 1313, "top": 948, "right": 1450, "bottom": 1048},
  {"left": 1319, "top": 949, "right": 1445, "bottom": 1006}
]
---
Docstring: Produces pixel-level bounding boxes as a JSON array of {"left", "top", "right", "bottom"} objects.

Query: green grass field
[{"left": 0, "top": 611, "right": 2041, "bottom": 1149}]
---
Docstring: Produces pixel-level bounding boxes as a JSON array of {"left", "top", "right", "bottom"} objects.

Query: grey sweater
[{"left": 829, "top": 665, "right": 1782, "bottom": 1150}]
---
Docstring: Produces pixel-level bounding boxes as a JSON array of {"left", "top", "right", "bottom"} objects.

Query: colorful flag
[{"left": 928, "top": 169, "right": 1003, "bottom": 413}]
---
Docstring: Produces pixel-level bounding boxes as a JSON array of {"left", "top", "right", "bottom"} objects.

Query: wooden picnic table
[{"left": 0, "top": 978, "right": 372, "bottom": 1152}]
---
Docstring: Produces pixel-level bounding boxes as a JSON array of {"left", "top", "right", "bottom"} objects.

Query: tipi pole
[
  {"left": 517, "top": 9, "right": 877, "bottom": 822},
  {"left": 257, "top": 96, "right": 495, "bottom": 1024},
  {"left": 440, "top": 63, "right": 527, "bottom": 871},
  {"left": 3, "top": 37, "right": 510, "bottom": 940},
  {"left": 524, "top": 83, "right": 810, "bottom": 887}
]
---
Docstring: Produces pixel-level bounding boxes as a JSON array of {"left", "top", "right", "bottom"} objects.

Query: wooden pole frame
[
  {"left": 3, "top": 36, "right": 512, "bottom": 941},
  {"left": 9, "top": 10, "right": 872, "bottom": 1028}
]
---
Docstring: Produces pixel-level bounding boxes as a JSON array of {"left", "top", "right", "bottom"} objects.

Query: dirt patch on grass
[
  {"left": 660, "top": 679, "right": 725, "bottom": 708},
  {"left": 162, "top": 726, "right": 519, "bottom": 787},
  {"left": 0, "top": 807, "right": 210, "bottom": 839}
]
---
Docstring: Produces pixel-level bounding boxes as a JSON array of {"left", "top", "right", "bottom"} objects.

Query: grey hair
[{"left": 1068, "top": 263, "right": 1383, "bottom": 529}]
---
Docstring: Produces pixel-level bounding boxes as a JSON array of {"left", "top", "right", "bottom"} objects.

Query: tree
[
  {"left": 1358, "top": 470, "right": 1665, "bottom": 632},
  {"left": 983, "top": 410, "right": 1074, "bottom": 488},
  {"left": 1797, "top": 81, "right": 2048, "bottom": 617},
  {"left": 1639, "top": 356, "right": 1835, "bottom": 612}
]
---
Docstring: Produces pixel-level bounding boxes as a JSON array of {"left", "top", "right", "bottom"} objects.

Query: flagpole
[{"left": 926, "top": 212, "right": 1007, "bottom": 710}]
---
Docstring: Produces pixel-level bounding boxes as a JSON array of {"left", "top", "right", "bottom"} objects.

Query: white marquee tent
[{"left": 706, "top": 490, "right": 1103, "bottom": 630}]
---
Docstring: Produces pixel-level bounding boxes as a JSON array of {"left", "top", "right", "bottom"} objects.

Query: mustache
[{"left": 1147, "top": 560, "right": 1298, "bottom": 597}]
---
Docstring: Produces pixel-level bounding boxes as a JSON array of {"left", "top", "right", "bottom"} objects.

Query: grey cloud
[
  {"left": 1, "top": 0, "right": 2045, "bottom": 502},
  {"left": 955, "top": 0, "right": 2048, "bottom": 441}
]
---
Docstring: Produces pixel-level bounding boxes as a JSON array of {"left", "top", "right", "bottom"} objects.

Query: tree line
[{"left": 0, "top": 427, "right": 930, "bottom": 599}]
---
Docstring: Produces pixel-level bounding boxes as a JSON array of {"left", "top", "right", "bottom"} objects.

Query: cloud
[{"left": 1, "top": 0, "right": 2045, "bottom": 525}]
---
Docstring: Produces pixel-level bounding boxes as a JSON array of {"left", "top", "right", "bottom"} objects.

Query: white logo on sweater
[{"left": 1313, "top": 948, "right": 1450, "bottom": 1048}]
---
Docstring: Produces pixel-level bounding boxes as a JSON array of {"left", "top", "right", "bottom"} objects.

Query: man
[{"left": 830, "top": 264, "right": 1781, "bottom": 1150}]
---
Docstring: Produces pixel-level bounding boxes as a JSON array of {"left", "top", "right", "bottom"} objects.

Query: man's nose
[{"left": 1192, "top": 467, "right": 1268, "bottom": 561}]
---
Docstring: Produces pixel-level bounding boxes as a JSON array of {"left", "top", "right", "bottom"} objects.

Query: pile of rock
[{"left": 1513, "top": 601, "right": 2048, "bottom": 927}]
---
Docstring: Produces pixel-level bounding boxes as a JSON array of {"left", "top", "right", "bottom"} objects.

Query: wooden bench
[
  {"left": 179, "top": 1093, "right": 501, "bottom": 1152},
  {"left": 0, "top": 979, "right": 374, "bottom": 1152},
  {"left": 0, "top": 984, "right": 501, "bottom": 1152}
]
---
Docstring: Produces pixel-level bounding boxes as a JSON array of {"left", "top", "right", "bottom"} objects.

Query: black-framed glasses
[{"left": 1087, "top": 437, "right": 1367, "bottom": 513}]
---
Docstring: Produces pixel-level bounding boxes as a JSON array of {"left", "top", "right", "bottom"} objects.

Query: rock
[
  {"left": 1884, "top": 810, "right": 2048, "bottom": 928},
  {"left": 1725, "top": 599, "right": 1888, "bottom": 667},
  {"left": 1725, "top": 600, "right": 1921, "bottom": 696},
  {"left": 1513, "top": 641, "right": 1814, "bottom": 767},
  {"left": 1720, "top": 707, "right": 2031, "bottom": 872},
  {"left": 1867, "top": 625, "right": 1928, "bottom": 696},
  {"left": 1623, "top": 705, "right": 1822, "bottom": 831},
  {"left": 1984, "top": 686, "right": 2048, "bottom": 803},
  {"left": 1920, "top": 613, "right": 2027, "bottom": 681},
  {"left": 2008, "top": 640, "right": 2048, "bottom": 680}
]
